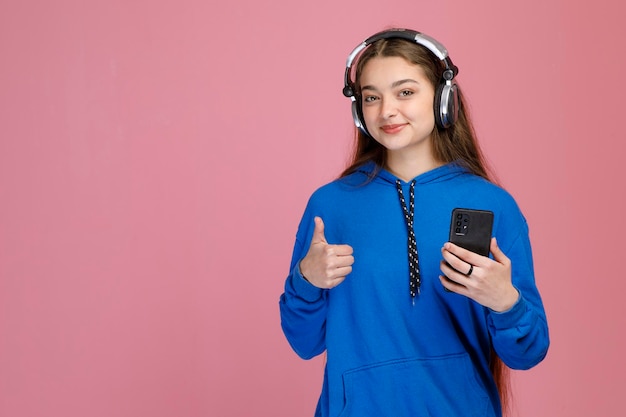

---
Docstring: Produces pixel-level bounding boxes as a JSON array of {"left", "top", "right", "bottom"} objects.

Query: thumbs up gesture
[{"left": 299, "top": 217, "right": 354, "bottom": 289}]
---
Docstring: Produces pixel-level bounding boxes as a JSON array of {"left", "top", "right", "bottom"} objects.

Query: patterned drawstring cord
[{"left": 396, "top": 179, "right": 421, "bottom": 304}]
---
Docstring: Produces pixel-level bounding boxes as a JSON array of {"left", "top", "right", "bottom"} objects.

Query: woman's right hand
[{"left": 299, "top": 217, "right": 354, "bottom": 289}]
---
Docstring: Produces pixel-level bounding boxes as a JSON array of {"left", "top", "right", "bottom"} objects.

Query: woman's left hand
[{"left": 439, "top": 238, "right": 519, "bottom": 312}]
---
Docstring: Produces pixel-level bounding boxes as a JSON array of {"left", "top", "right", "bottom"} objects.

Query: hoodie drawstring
[{"left": 396, "top": 179, "right": 421, "bottom": 302}]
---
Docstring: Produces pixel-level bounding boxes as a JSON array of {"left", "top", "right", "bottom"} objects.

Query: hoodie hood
[{"left": 352, "top": 160, "right": 470, "bottom": 187}]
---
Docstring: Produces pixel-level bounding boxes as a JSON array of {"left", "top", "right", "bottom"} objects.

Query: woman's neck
[{"left": 385, "top": 150, "right": 442, "bottom": 182}]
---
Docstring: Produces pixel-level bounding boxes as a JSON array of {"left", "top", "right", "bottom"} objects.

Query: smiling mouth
[{"left": 380, "top": 124, "right": 406, "bottom": 134}]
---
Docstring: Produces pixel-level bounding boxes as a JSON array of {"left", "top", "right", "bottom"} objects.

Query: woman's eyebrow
[
  {"left": 391, "top": 79, "right": 419, "bottom": 88},
  {"left": 361, "top": 79, "right": 419, "bottom": 92}
]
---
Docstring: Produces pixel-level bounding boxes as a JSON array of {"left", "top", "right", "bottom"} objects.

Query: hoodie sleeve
[
  {"left": 279, "top": 210, "right": 329, "bottom": 360},
  {"left": 487, "top": 219, "right": 550, "bottom": 370}
]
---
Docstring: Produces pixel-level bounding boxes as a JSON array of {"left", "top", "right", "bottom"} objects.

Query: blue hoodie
[{"left": 279, "top": 162, "right": 549, "bottom": 417}]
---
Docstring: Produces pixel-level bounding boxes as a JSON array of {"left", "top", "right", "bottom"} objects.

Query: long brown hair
[{"left": 339, "top": 35, "right": 510, "bottom": 414}]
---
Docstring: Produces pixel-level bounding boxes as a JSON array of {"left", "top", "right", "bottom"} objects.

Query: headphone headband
[{"left": 365, "top": 29, "right": 451, "bottom": 63}]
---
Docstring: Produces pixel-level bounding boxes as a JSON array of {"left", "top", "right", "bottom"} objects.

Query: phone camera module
[{"left": 454, "top": 213, "right": 470, "bottom": 236}]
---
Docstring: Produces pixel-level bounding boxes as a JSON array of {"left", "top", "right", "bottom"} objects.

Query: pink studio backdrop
[{"left": 1, "top": 1, "right": 624, "bottom": 416}]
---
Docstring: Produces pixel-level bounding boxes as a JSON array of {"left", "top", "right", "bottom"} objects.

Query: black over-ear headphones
[{"left": 342, "top": 28, "right": 459, "bottom": 135}]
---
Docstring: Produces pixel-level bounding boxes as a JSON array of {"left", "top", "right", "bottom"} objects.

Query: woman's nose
[{"left": 380, "top": 98, "right": 397, "bottom": 119}]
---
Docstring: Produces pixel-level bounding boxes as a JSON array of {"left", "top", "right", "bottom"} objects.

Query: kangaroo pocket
[{"left": 337, "top": 353, "right": 492, "bottom": 417}]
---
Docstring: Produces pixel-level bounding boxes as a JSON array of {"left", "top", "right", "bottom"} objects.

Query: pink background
[{"left": 1, "top": 0, "right": 624, "bottom": 416}]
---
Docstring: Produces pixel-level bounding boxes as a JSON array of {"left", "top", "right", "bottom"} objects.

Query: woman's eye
[
  {"left": 363, "top": 96, "right": 378, "bottom": 103},
  {"left": 399, "top": 90, "right": 414, "bottom": 97}
]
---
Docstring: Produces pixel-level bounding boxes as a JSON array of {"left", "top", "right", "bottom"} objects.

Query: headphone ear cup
[
  {"left": 351, "top": 95, "right": 370, "bottom": 137},
  {"left": 434, "top": 80, "right": 458, "bottom": 129},
  {"left": 434, "top": 83, "right": 446, "bottom": 129}
]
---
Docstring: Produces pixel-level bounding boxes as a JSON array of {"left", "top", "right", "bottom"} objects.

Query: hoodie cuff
[
  {"left": 488, "top": 289, "right": 525, "bottom": 329},
  {"left": 291, "top": 260, "right": 324, "bottom": 302}
]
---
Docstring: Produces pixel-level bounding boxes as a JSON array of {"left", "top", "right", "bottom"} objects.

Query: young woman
[{"left": 279, "top": 28, "right": 549, "bottom": 417}]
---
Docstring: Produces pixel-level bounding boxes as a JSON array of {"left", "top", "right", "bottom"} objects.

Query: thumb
[
  {"left": 490, "top": 237, "right": 509, "bottom": 264},
  {"left": 311, "top": 216, "right": 327, "bottom": 244}
]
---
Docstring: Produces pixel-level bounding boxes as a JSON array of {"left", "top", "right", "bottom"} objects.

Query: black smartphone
[{"left": 449, "top": 208, "right": 494, "bottom": 256}]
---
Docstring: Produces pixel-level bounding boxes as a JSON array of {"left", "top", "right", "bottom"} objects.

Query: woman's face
[{"left": 359, "top": 56, "right": 436, "bottom": 157}]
